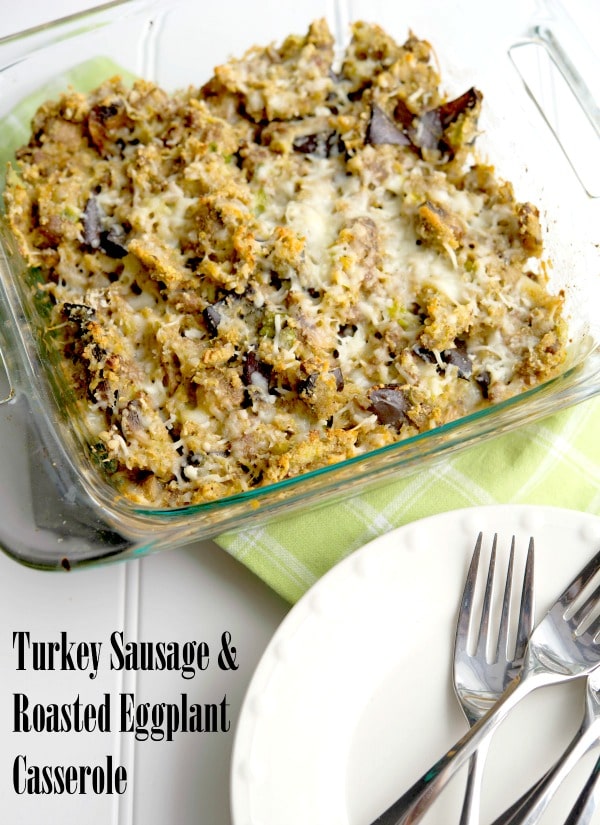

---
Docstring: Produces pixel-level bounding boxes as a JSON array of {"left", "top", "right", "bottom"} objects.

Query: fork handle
[
  {"left": 490, "top": 718, "right": 600, "bottom": 824},
  {"left": 459, "top": 740, "right": 491, "bottom": 825},
  {"left": 564, "top": 754, "right": 600, "bottom": 825},
  {"left": 370, "top": 673, "right": 542, "bottom": 825}
]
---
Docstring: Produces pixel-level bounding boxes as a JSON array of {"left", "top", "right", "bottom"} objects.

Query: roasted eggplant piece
[
  {"left": 365, "top": 104, "right": 412, "bottom": 147},
  {"left": 292, "top": 130, "right": 346, "bottom": 157},
  {"left": 368, "top": 385, "right": 410, "bottom": 429},
  {"left": 412, "top": 87, "right": 482, "bottom": 156},
  {"left": 368, "top": 87, "right": 482, "bottom": 159},
  {"left": 82, "top": 196, "right": 128, "bottom": 258}
]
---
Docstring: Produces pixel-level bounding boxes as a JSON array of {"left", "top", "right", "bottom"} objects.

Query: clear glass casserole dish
[{"left": 0, "top": 0, "right": 598, "bottom": 570}]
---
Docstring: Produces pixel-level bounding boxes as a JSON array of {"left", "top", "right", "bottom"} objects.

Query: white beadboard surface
[{"left": 0, "top": 542, "right": 288, "bottom": 825}]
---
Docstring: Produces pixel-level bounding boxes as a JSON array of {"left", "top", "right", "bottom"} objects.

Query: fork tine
[
  {"left": 559, "top": 549, "right": 600, "bottom": 608},
  {"left": 476, "top": 533, "right": 497, "bottom": 660},
  {"left": 587, "top": 610, "right": 600, "bottom": 642},
  {"left": 454, "top": 532, "right": 483, "bottom": 655},
  {"left": 573, "top": 580, "right": 600, "bottom": 620},
  {"left": 570, "top": 582, "right": 600, "bottom": 644},
  {"left": 494, "top": 537, "right": 515, "bottom": 663},
  {"left": 514, "top": 537, "right": 535, "bottom": 662}
]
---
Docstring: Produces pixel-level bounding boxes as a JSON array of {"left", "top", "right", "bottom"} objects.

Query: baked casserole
[{"left": 3, "top": 19, "right": 567, "bottom": 508}]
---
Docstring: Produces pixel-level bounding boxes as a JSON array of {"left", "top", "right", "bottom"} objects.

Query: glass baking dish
[{"left": 0, "top": 0, "right": 598, "bottom": 570}]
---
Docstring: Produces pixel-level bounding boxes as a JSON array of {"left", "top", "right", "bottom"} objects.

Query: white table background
[
  {"left": 1, "top": 2, "right": 599, "bottom": 824},
  {"left": 0, "top": 10, "right": 288, "bottom": 825}
]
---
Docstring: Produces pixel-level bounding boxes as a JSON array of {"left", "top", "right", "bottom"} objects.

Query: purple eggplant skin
[
  {"left": 368, "top": 87, "right": 483, "bottom": 157},
  {"left": 365, "top": 104, "right": 412, "bottom": 147},
  {"left": 292, "top": 130, "right": 346, "bottom": 158},
  {"left": 298, "top": 371, "right": 319, "bottom": 396},
  {"left": 414, "top": 341, "right": 472, "bottom": 379},
  {"left": 368, "top": 385, "right": 410, "bottom": 429},
  {"left": 82, "top": 197, "right": 103, "bottom": 249},
  {"left": 441, "top": 341, "right": 472, "bottom": 379},
  {"left": 330, "top": 367, "right": 344, "bottom": 392},
  {"left": 476, "top": 370, "right": 491, "bottom": 399},
  {"left": 242, "top": 350, "right": 272, "bottom": 387},
  {"left": 100, "top": 226, "right": 128, "bottom": 259},
  {"left": 412, "top": 87, "right": 483, "bottom": 155},
  {"left": 82, "top": 196, "right": 128, "bottom": 258},
  {"left": 202, "top": 304, "right": 222, "bottom": 337}
]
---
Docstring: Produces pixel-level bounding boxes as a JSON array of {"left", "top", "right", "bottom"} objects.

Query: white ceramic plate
[{"left": 231, "top": 505, "right": 600, "bottom": 825}]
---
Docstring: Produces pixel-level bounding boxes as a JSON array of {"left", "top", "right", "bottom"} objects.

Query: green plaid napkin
[
  {"left": 217, "top": 398, "right": 600, "bottom": 602},
  {"left": 3, "top": 61, "right": 600, "bottom": 604}
]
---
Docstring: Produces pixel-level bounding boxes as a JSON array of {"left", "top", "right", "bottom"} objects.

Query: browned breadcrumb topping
[{"left": 3, "top": 19, "right": 567, "bottom": 508}]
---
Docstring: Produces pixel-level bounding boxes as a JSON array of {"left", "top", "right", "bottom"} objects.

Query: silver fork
[
  {"left": 492, "top": 664, "right": 600, "bottom": 823},
  {"left": 370, "top": 545, "right": 600, "bottom": 825},
  {"left": 453, "top": 533, "right": 535, "bottom": 825},
  {"left": 565, "top": 754, "right": 600, "bottom": 825}
]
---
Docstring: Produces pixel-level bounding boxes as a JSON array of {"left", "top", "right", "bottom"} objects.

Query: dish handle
[
  {"left": 0, "top": 346, "right": 14, "bottom": 404},
  {"left": 509, "top": 0, "right": 600, "bottom": 198}
]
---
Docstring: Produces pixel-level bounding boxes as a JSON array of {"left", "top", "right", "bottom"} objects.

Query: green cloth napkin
[
  {"left": 217, "top": 397, "right": 600, "bottom": 602},
  {"left": 3, "top": 60, "right": 599, "bottom": 605}
]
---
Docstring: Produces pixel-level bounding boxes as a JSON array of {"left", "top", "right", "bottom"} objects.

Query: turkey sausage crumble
[{"left": 3, "top": 19, "right": 567, "bottom": 507}]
